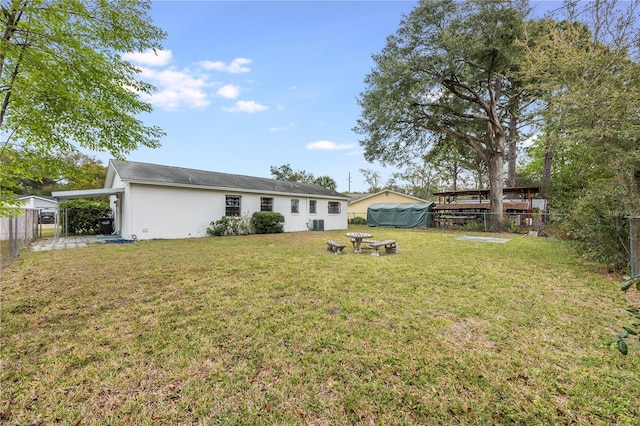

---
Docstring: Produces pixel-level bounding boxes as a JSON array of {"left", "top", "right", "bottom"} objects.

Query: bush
[
  {"left": 350, "top": 216, "right": 367, "bottom": 225},
  {"left": 207, "top": 214, "right": 252, "bottom": 236},
  {"left": 251, "top": 212, "right": 284, "bottom": 234},
  {"left": 561, "top": 182, "right": 632, "bottom": 271},
  {"left": 461, "top": 222, "right": 484, "bottom": 232},
  {"left": 504, "top": 218, "right": 522, "bottom": 234},
  {"left": 59, "top": 199, "right": 110, "bottom": 235}
]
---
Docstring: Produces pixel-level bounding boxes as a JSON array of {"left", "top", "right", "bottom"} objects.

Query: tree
[
  {"left": 519, "top": 0, "right": 640, "bottom": 269},
  {"left": 359, "top": 168, "right": 381, "bottom": 193},
  {"left": 313, "top": 175, "right": 337, "bottom": 191},
  {"left": 14, "top": 152, "right": 107, "bottom": 195},
  {"left": 390, "top": 159, "right": 440, "bottom": 200},
  {"left": 269, "top": 164, "right": 314, "bottom": 183},
  {"left": 1, "top": 0, "right": 166, "bottom": 215},
  {"left": 355, "top": 0, "right": 532, "bottom": 231},
  {"left": 424, "top": 137, "right": 483, "bottom": 192},
  {"left": 269, "top": 164, "right": 337, "bottom": 190}
]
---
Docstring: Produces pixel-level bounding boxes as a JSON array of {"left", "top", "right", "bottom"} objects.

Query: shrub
[
  {"left": 207, "top": 214, "right": 252, "bottom": 237},
  {"left": 461, "top": 222, "right": 484, "bottom": 232},
  {"left": 560, "top": 182, "right": 632, "bottom": 271},
  {"left": 251, "top": 212, "right": 284, "bottom": 234},
  {"left": 350, "top": 216, "right": 367, "bottom": 225},
  {"left": 504, "top": 218, "right": 522, "bottom": 234},
  {"left": 59, "top": 199, "right": 110, "bottom": 235}
]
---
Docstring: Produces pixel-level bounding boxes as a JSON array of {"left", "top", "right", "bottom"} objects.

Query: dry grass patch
[{"left": 1, "top": 228, "right": 638, "bottom": 424}]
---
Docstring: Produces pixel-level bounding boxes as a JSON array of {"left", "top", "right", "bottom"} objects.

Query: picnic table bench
[
  {"left": 326, "top": 240, "right": 346, "bottom": 254},
  {"left": 350, "top": 238, "right": 376, "bottom": 250},
  {"left": 368, "top": 240, "right": 398, "bottom": 256}
]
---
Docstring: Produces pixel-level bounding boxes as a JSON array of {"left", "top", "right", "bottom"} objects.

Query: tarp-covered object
[{"left": 367, "top": 202, "right": 435, "bottom": 228}]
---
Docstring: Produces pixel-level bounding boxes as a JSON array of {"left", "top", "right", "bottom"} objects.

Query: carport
[{"left": 51, "top": 187, "right": 124, "bottom": 239}]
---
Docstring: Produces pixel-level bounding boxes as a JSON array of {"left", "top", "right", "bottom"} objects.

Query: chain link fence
[
  {"left": 348, "top": 211, "right": 562, "bottom": 233},
  {"left": 1, "top": 209, "right": 39, "bottom": 267}
]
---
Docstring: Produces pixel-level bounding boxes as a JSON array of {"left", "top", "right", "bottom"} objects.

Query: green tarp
[{"left": 366, "top": 202, "right": 435, "bottom": 228}]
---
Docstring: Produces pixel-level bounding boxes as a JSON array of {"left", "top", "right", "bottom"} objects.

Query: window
[
  {"left": 328, "top": 201, "right": 341, "bottom": 214},
  {"left": 291, "top": 199, "right": 299, "bottom": 214},
  {"left": 260, "top": 197, "right": 273, "bottom": 212},
  {"left": 225, "top": 195, "right": 241, "bottom": 216},
  {"left": 309, "top": 200, "right": 317, "bottom": 214}
]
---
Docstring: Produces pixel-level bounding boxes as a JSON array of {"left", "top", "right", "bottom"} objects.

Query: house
[
  {"left": 18, "top": 195, "right": 58, "bottom": 223},
  {"left": 347, "top": 190, "right": 430, "bottom": 221},
  {"left": 18, "top": 195, "right": 58, "bottom": 211},
  {"left": 53, "top": 160, "right": 349, "bottom": 240}
]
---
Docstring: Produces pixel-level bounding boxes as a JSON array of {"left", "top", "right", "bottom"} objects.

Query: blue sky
[
  {"left": 94, "top": 1, "right": 561, "bottom": 193},
  {"left": 88, "top": 0, "right": 420, "bottom": 193}
]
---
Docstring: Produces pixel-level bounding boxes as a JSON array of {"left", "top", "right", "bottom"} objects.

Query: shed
[{"left": 367, "top": 202, "right": 435, "bottom": 228}]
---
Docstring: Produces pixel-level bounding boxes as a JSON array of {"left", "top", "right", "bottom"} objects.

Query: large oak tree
[{"left": 355, "top": 0, "right": 532, "bottom": 231}]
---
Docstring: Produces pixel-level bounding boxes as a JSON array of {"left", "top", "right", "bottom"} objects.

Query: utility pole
[{"left": 347, "top": 172, "right": 352, "bottom": 193}]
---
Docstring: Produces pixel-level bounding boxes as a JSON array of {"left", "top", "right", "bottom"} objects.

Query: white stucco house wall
[{"left": 54, "top": 160, "right": 349, "bottom": 240}]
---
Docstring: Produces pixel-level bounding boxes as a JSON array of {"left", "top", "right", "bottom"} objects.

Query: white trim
[{"left": 52, "top": 188, "right": 125, "bottom": 200}]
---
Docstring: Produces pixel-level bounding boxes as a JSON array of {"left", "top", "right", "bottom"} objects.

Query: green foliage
[
  {"left": 12, "top": 153, "right": 107, "bottom": 196},
  {"left": 207, "top": 213, "right": 252, "bottom": 237},
  {"left": 313, "top": 175, "right": 337, "bottom": 191},
  {"left": 560, "top": 183, "right": 633, "bottom": 271},
  {"left": 518, "top": 3, "right": 640, "bottom": 271},
  {"left": 269, "top": 164, "right": 337, "bottom": 190},
  {"left": 504, "top": 218, "right": 522, "bottom": 234},
  {"left": 59, "top": 199, "right": 110, "bottom": 235},
  {"left": 251, "top": 212, "right": 285, "bottom": 234},
  {"left": 0, "top": 0, "right": 166, "bottom": 216},
  {"left": 609, "top": 275, "right": 640, "bottom": 355},
  {"left": 350, "top": 216, "right": 367, "bottom": 225},
  {"left": 354, "top": 0, "right": 533, "bottom": 231},
  {"left": 461, "top": 222, "right": 484, "bottom": 232}
]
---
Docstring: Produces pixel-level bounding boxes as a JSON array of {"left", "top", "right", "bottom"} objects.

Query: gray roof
[{"left": 110, "top": 160, "right": 348, "bottom": 199}]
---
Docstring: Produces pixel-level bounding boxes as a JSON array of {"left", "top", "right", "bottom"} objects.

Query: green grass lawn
[{"left": 1, "top": 227, "right": 638, "bottom": 424}]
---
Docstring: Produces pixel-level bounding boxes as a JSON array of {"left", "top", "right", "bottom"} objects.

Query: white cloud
[
  {"left": 223, "top": 100, "right": 269, "bottom": 113},
  {"left": 199, "top": 58, "right": 252, "bottom": 73},
  {"left": 217, "top": 84, "right": 240, "bottom": 99},
  {"left": 121, "top": 52, "right": 265, "bottom": 111},
  {"left": 123, "top": 49, "right": 172, "bottom": 67},
  {"left": 307, "top": 140, "right": 354, "bottom": 150},
  {"left": 138, "top": 66, "right": 210, "bottom": 110}
]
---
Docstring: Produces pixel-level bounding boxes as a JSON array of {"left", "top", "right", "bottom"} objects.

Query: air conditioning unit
[{"left": 312, "top": 219, "right": 324, "bottom": 231}]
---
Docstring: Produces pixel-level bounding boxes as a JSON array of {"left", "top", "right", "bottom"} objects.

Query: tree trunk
[
  {"left": 507, "top": 111, "right": 518, "bottom": 188},
  {"left": 542, "top": 135, "right": 554, "bottom": 197},
  {"left": 486, "top": 82, "right": 506, "bottom": 232},
  {"left": 487, "top": 151, "right": 504, "bottom": 232}
]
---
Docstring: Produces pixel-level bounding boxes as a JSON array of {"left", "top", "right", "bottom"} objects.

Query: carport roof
[{"left": 51, "top": 187, "right": 125, "bottom": 200}]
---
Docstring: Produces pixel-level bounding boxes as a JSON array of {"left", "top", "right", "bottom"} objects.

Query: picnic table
[{"left": 345, "top": 231, "right": 373, "bottom": 253}]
